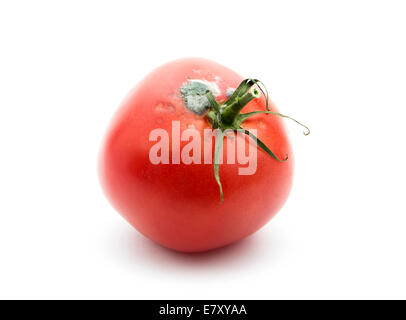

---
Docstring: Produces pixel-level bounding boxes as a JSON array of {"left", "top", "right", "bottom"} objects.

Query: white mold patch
[
  {"left": 180, "top": 79, "right": 220, "bottom": 115},
  {"left": 226, "top": 87, "right": 235, "bottom": 97}
]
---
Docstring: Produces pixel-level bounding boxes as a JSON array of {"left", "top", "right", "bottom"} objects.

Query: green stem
[
  {"left": 203, "top": 78, "right": 309, "bottom": 202},
  {"left": 221, "top": 86, "right": 261, "bottom": 125}
]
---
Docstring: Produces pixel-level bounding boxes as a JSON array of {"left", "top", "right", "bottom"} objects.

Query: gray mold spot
[
  {"left": 226, "top": 87, "right": 235, "bottom": 97},
  {"left": 180, "top": 79, "right": 220, "bottom": 115}
]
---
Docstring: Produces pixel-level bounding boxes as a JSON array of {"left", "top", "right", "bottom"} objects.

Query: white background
[{"left": 1, "top": 0, "right": 405, "bottom": 299}]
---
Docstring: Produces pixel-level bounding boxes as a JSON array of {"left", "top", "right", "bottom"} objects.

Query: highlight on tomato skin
[{"left": 99, "top": 57, "right": 308, "bottom": 253}]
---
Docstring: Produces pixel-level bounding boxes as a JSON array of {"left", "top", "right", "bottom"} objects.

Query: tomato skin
[{"left": 99, "top": 58, "right": 293, "bottom": 252}]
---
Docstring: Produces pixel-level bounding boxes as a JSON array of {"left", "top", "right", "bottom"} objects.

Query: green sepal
[
  {"left": 214, "top": 130, "right": 225, "bottom": 202},
  {"left": 252, "top": 79, "right": 270, "bottom": 111},
  {"left": 206, "top": 110, "right": 219, "bottom": 128},
  {"left": 240, "top": 127, "right": 288, "bottom": 162},
  {"left": 205, "top": 90, "right": 220, "bottom": 113},
  {"left": 238, "top": 111, "right": 310, "bottom": 136},
  {"left": 203, "top": 78, "right": 309, "bottom": 203},
  {"left": 225, "top": 79, "right": 256, "bottom": 106}
]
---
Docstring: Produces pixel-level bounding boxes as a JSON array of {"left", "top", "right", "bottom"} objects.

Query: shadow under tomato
[{"left": 108, "top": 222, "right": 284, "bottom": 276}]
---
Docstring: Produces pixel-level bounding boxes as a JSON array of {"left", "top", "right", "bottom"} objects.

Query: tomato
[{"left": 99, "top": 58, "right": 299, "bottom": 252}]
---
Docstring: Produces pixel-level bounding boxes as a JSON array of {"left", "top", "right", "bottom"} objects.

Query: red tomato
[{"left": 99, "top": 58, "right": 294, "bottom": 252}]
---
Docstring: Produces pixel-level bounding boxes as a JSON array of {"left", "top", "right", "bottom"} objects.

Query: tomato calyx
[{"left": 204, "top": 79, "right": 310, "bottom": 202}]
